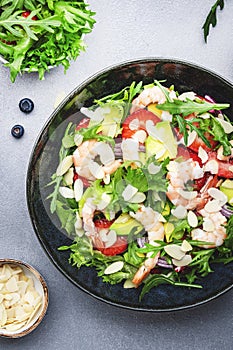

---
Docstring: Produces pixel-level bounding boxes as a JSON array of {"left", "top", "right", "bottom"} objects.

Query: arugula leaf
[
  {"left": 189, "top": 249, "right": 215, "bottom": 276},
  {"left": 55, "top": 200, "right": 77, "bottom": 236},
  {"left": 224, "top": 215, "right": 233, "bottom": 250},
  {"left": 59, "top": 235, "right": 94, "bottom": 268},
  {"left": 202, "top": 0, "right": 225, "bottom": 42},
  {"left": 124, "top": 166, "right": 149, "bottom": 192},
  {"left": 123, "top": 241, "right": 145, "bottom": 267},
  {"left": 139, "top": 273, "right": 202, "bottom": 301},
  {"left": 157, "top": 98, "right": 229, "bottom": 117},
  {"left": 210, "top": 117, "right": 232, "bottom": 155},
  {"left": 94, "top": 81, "right": 143, "bottom": 120},
  {"left": 76, "top": 124, "right": 115, "bottom": 146},
  {"left": 95, "top": 81, "right": 143, "bottom": 105},
  {"left": 60, "top": 236, "right": 136, "bottom": 284},
  {"left": 47, "top": 122, "right": 73, "bottom": 213}
]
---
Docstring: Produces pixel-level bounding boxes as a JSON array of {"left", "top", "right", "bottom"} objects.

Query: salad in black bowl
[{"left": 27, "top": 59, "right": 233, "bottom": 311}]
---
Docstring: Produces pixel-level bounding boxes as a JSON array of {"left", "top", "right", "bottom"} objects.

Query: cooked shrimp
[
  {"left": 130, "top": 86, "right": 167, "bottom": 113},
  {"left": 73, "top": 139, "right": 122, "bottom": 181},
  {"left": 130, "top": 206, "right": 165, "bottom": 286},
  {"left": 81, "top": 199, "right": 106, "bottom": 249},
  {"left": 191, "top": 208, "right": 227, "bottom": 248},
  {"left": 166, "top": 159, "right": 207, "bottom": 210}
]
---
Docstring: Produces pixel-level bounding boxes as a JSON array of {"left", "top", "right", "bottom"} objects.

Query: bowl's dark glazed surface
[{"left": 27, "top": 58, "right": 233, "bottom": 311}]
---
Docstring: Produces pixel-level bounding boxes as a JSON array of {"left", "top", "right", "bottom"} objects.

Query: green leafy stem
[{"left": 203, "top": 0, "right": 225, "bottom": 42}]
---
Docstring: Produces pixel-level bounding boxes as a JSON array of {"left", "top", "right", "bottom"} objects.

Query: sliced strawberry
[
  {"left": 177, "top": 145, "right": 202, "bottom": 166},
  {"left": 96, "top": 236, "right": 128, "bottom": 256},
  {"left": 76, "top": 117, "right": 90, "bottom": 130},
  {"left": 177, "top": 146, "right": 210, "bottom": 191},
  {"left": 208, "top": 152, "right": 233, "bottom": 179},
  {"left": 188, "top": 132, "right": 218, "bottom": 153},
  {"left": 94, "top": 218, "right": 115, "bottom": 229},
  {"left": 122, "top": 109, "right": 160, "bottom": 139},
  {"left": 174, "top": 115, "right": 219, "bottom": 153},
  {"left": 193, "top": 173, "right": 209, "bottom": 191}
]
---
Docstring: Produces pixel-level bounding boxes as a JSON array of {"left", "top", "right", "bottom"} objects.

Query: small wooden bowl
[{"left": 0, "top": 259, "right": 48, "bottom": 338}]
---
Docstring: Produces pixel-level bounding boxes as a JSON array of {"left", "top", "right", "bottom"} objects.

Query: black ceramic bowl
[{"left": 27, "top": 58, "right": 233, "bottom": 312}]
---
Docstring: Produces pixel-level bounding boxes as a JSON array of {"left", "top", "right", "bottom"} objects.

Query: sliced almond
[
  {"left": 132, "top": 130, "right": 147, "bottom": 143},
  {"left": 181, "top": 240, "right": 192, "bottom": 252},
  {"left": 204, "top": 199, "right": 222, "bottom": 213},
  {"left": 104, "top": 230, "right": 117, "bottom": 248},
  {"left": 94, "top": 142, "right": 115, "bottom": 165},
  {"left": 80, "top": 106, "right": 104, "bottom": 123},
  {"left": 198, "top": 146, "right": 208, "bottom": 164},
  {"left": 171, "top": 205, "right": 187, "bottom": 219},
  {"left": 216, "top": 118, "right": 233, "bottom": 134},
  {"left": 0, "top": 304, "right": 7, "bottom": 327},
  {"left": 104, "top": 261, "right": 124, "bottom": 275},
  {"left": 122, "top": 184, "right": 138, "bottom": 201},
  {"left": 178, "top": 189, "right": 198, "bottom": 200},
  {"left": 74, "top": 178, "right": 83, "bottom": 202},
  {"left": 56, "top": 155, "right": 73, "bottom": 176},
  {"left": 164, "top": 244, "right": 186, "bottom": 260},
  {"left": 103, "top": 174, "right": 110, "bottom": 184},
  {"left": 203, "top": 218, "right": 215, "bottom": 232},
  {"left": 74, "top": 211, "right": 82, "bottom": 230},
  {"left": 161, "top": 111, "right": 172, "bottom": 122},
  {"left": 148, "top": 163, "right": 161, "bottom": 174},
  {"left": 172, "top": 254, "right": 192, "bottom": 267},
  {"left": 123, "top": 279, "right": 136, "bottom": 289},
  {"left": 6, "top": 277, "right": 18, "bottom": 293},
  {"left": 4, "top": 321, "right": 27, "bottom": 331},
  {"left": 187, "top": 211, "right": 198, "bottom": 228},
  {"left": 97, "top": 193, "right": 112, "bottom": 210},
  {"left": 128, "top": 192, "right": 146, "bottom": 203},
  {"left": 204, "top": 160, "right": 219, "bottom": 174},
  {"left": 155, "top": 147, "right": 166, "bottom": 160},
  {"left": 59, "top": 186, "right": 74, "bottom": 199},
  {"left": 129, "top": 118, "right": 139, "bottom": 130},
  {"left": 121, "top": 138, "right": 140, "bottom": 161},
  {"left": 178, "top": 91, "right": 196, "bottom": 101},
  {"left": 63, "top": 167, "right": 74, "bottom": 186},
  {"left": 207, "top": 187, "right": 228, "bottom": 205},
  {"left": 99, "top": 229, "right": 109, "bottom": 242},
  {"left": 187, "top": 130, "right": 197, "bottom": 147},
  {"left": 25, "top": 302, "right": 42, "bottom": 326},
  {"left": 74, "top": 133, "right": 84, "bottom": 146},
  {"left": 88, "top": 161, "right": 105, "bottom": 179}
]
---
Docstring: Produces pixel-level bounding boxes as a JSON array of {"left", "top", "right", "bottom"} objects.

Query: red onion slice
[{"left": 221, "top": 204, "right": 233, "bottom": 218}]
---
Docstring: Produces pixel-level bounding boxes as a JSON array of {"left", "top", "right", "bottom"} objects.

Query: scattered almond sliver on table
[{"left": 0, "top": 264, "right": 42, "bottom": 331}]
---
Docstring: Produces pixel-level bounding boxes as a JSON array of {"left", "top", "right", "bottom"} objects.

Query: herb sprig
[{"left": 203, "top": 0, "right": 225, "bottom": 42}]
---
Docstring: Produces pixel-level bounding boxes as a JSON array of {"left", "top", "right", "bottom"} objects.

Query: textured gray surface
[{"left": 0, "top": 0, "right": 233, "bottom": 349}]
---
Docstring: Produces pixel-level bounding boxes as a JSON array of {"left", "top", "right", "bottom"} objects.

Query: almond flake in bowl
[{"left": 0, "top": 259, "right": 48, "bottom": 338}]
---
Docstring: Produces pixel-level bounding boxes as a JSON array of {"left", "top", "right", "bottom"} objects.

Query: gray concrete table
[{"left": 0, "top": 1, "right": 232, "bottom": 349}]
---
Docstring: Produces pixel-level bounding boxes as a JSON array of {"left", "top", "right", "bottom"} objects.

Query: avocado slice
[
  {"left": 145, "top": 135, "right": 170, "bottom": 160},
  {"left": 101, "top": 102, "right": 124, "bottom": 137},
  {"left": 146, "top": 121, "right": 177, "bottom": 159},
  {"left": 110, "top": 213, "right": 143, "bottom": 236},
  {"left": 220, "top": 179, "right": 233, "bottom": 205}
]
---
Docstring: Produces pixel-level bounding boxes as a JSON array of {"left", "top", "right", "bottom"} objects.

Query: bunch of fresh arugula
[{"left": 0, "top": 0, "right": 95, "bottom": 82}]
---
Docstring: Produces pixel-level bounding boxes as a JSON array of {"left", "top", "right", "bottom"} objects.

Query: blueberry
[
  {"left": 11, "top": 125, "right": 24, "bottom": 138},
  {"left": 19, "top": 98, "right": 34, "bottom": 113}
]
